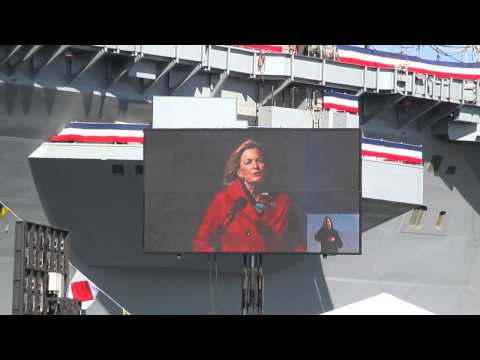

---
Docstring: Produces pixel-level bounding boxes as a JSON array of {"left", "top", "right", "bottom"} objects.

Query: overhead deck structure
[
  {"left": 2, "top": 44, "right": 479, "bottom": 138},
  {"left": 1, "top": 45, "right": 479, "bottom": 105}
]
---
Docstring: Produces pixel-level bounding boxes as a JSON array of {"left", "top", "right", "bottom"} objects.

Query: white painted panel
[
  {"left": 263, "top": 56, "right": 290, "bottom": 76},
  {"left": 258, "top": 106, "right": 313, "bottom": 128},
  {"left": 177, "top": 45, "right": 203, "bottom": 62},
  {"left": 362, "top": 158, "right": 423, "bottom": 205},
  {"left": 142, "top": 45, "right": 176, "bottom": 58},
  {"left": 29, "top": 143, "right": 143, "bottom": 160},
  {"left": 152, "top": 96, "right": 247, "bottom": 128}
]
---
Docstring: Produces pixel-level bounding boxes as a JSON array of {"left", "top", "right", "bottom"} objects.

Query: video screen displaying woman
[
  {"left": 143, "top": 128, "right": 361, "bottom": 254},
  {"left": 192, "top": 139, "right": 306, "bottom": 252}
]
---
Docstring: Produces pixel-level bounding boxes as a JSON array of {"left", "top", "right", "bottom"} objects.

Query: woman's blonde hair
[{"left": 223, "top": 139, "right": 265, "bottom": 186}]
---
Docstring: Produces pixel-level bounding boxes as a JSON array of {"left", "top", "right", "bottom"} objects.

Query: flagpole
[
  {"left": 96, "top": 286, "right": 128, "bottom": 313},
  {"left": 69, "top": 262, "right": 131, "bottom": 314},
  {"left": 0, "top": 200, "right": 22, "bottom": 221}
]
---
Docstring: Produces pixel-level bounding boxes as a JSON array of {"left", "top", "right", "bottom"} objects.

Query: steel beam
[
  {"left": 362, "top": 94, "right": 406, "bottom": 124},
  {"left": 107, "top": 53, "right": 143, "bottom": 89},
  {"left": 142, "top": 58, "right": 177, "bottom": 94},
  {"left": 0, "top": 45, "right": 23, "bottom": 67},
  {"left": 7, "top": 57, "right": 27, "bottom": 75},
  {"left": 397, "top": 100, "right": 441, "bottom": 129},
  {"left": 22, "top": 45, "right": 43, "bottom": 62},
  {"left": 4, "top": 45, "right": 41, "bottom": 75},
  {"left": 32, "top": 45, "right": 69, "bottom": 78},
  {"left": 69, "top": 48, "right": 106, "bottom": 83},
  {"left": 170, "top": 63, "right": 203, "bottom": 95},
  {"left": 260, "top": 78, "right": 292, "bottom": 106},
  {"left": 419, "top": 103, "right": 463, "bottom": 130},
  {"left": 355, "top": 89, "right": 365, "bottom": 96},
  {"left": 210, "top": 71, "right": 229, "bottom": 97}
]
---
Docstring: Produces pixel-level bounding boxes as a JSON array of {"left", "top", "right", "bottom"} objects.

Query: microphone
[
  {"left": 254, "top": 193, "right": 271, "bottom": 215},
  {"left": 227, "top": 197, "right": 247, "bottom": 219}
]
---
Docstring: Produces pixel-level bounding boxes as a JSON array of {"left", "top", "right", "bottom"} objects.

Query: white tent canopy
[{"left": 322, "top": 293, "right": 435, "bottom": 315}]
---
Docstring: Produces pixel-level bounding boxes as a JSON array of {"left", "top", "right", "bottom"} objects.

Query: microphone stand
[
  {"left": 241, "top": 254, "right": 249, "bottom": 315},
  {"left": 240, "top": 198, "right": 266, "bottom": 315},
  {"left": 213, "top": 198, "right": 246, "bottom": 252},
  {"left": 213, "top": 213, "right": 234, "bottom": 252},
  {"left": 241, "top": 253, "right": 263, "bottom": 315}
]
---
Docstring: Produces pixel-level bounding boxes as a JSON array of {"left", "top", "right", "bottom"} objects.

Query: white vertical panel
[{"left": 152, "top": 96, "right": 247, "bottom": 128}]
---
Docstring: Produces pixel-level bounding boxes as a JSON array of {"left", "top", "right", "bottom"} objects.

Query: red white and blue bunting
[
  {"left": 323, "top": 90, "right": 359, "bottom": 113},
  {"left": 237, "top": 45, "right": 285, "bottom": 53},
  {"left": 48, "top": 122, "right": 151, "bottom": 144},
  {"left": 336, "top": 45, "right": 480, "bottom": 80},
  {"left": 361, "top": 137, "right": 423, "bottom": 165},
  {"left": 48, "top": 122, "right": 423, "bottom": 166}
]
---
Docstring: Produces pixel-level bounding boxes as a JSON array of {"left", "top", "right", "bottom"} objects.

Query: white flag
[{"left": 67, "top": 270, "right": 100, "bottom": 310}]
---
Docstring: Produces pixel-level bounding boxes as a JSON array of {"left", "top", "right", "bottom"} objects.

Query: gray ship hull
[{"left": 2, "top": 45, "right": 480, "bottom": 314}]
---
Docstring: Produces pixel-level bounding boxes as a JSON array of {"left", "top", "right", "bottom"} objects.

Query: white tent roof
[{"left": 322, "top": 293, "right": 435, "bottom": 315}]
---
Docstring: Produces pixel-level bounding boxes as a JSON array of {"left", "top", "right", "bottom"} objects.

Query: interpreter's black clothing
[{"left": 314, "top": 227, "right": 343, "bottom": 254}]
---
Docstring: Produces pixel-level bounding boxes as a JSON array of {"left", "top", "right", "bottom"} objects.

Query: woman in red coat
[{"left": 192, "top": 139, "right": 306, "bottom": 253}]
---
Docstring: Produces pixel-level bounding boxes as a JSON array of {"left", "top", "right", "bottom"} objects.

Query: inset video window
[{"left": 143, "top": 129, "right": 361, "bottom": 254}]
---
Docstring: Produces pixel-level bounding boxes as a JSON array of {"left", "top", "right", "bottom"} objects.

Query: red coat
[{"left": 192, "top": 179, "right": 306, "bottom": 252}]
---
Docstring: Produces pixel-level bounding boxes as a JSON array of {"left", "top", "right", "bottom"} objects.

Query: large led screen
[{"left": 144, "top": 129, "right": 361, "bottom": 254}]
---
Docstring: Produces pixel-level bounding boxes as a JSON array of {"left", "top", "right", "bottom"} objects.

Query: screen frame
[{"left": 143, "top": 127, "right": 362, "bottom": 255}]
